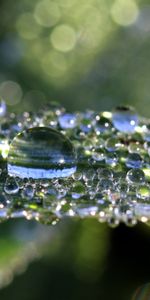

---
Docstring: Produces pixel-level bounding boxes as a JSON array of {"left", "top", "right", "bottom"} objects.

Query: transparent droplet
[
  {"left": 82, "top": 138, "right": 94, "bottom": 150},
  {"left": 7, "top": 127, "right": 77, "bottom": 179},
  {"left": 105, "top": 153, "right": 118, "bottom": 166},
  {"left": 83, "top": 168, "right": 95, "bottom": 182},
  {"left": 126, "top": 169, "right": 145, "bottom": 185},
  {"left": 71, "top": 182, "right": 86, "bottom": 199},
  {"left": 4, "top": 177, "right": 19, "bottom": 194},
  {"left": 79, "top": 117, "right": 93, "bottom": 133},
  {"left": 40, "top": 179, "right": 50, "bottom": 187},
  {"left": 128, "top": 141, "right": 144, "bottom": 154},
  {"left": 124, "top": 211, "right": 137, "bottom": 227},
  {"left": 91, "top": 149, "right": 105, "bottom": 162},
  {"left": 95, "top": 115, "right": 112, "bottom": 134},
  {"left": 22, "top": 185, "right": 35, "bottom": 199},
  {"left": 46, "top": 186, "right": 58, "bottom": 199},
  {"left": 42, "top": 111, "right": 57, "bottom": 128},
  {"left": 58, "top": 113, "right": 77, "bottom": 129},
  {"left": 112, "top": 106, "right": 138, "bottom": 133},
  {"left": 105, "top": 137, "right": 122, "bottom": 152},
  {"left": 72, "top": 171, "right": 82, "bottom": 181},
  {"left": 126, "top": 153, "right": 142, "bottom": 168},
  {"left": 108, "top": 216, "right": 120, "bottom": 228},
  {"left": 136, "top": 185, "right": 150, "bottom": 200}
]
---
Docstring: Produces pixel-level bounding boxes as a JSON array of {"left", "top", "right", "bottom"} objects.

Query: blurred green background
[{"left": 0, "top": 0, "right": 150, "bottom": 299}]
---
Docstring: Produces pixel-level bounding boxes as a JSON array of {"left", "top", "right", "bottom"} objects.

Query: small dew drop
[
  {"left": 126, "top": 153, "right": 143, "bottom": 169},
  {"left": 112, "top": 106, "right": 138, "bottom": 133},
  {"left": 105, "top": 137, "right": 122, "bottom": 152},
  {"left": 136, "top": 185, "right": 150, "bottom": 200},
  {"left": 58, "top": 113, "right": 77, "bottom": 129},
  {"left": 105, "top": 152, "right": 118, "bottom": 166},
  {"left": 95, "top": 115, "right": 112, "bottom": 134},
  {"left": 71, "top": 182, "right": 86, "bottom": 199},
  {"left": 22, "top": 185, "right": 35, "bottom": 199},
  {"left": 126, "top": 169, "right": 145, "bottom": 185}
]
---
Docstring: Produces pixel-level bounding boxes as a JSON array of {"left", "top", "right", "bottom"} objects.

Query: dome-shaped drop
[{"left": 7, "top": 126, "right": 77, "bottom": 179}]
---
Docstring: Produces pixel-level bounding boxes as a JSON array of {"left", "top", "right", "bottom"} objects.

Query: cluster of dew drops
[{"left": 0, "top": 101, "right": 150, "bottom": 227}]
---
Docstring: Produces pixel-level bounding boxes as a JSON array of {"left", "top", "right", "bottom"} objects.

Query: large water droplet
[
  {"left": 112, "top": 106, "right": 138, "bottom": 133},
  {"left": 7, "top": 127, "right": 77, "bottom": 179}
]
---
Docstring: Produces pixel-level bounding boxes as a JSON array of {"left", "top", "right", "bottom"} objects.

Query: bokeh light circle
[
  {"left": 111, "top": 0, "right": 139, "bottom": 26},
  {"left": 50, "top": 24, "right": 77, "bottom": 52},
  {"left": 0, "top": 81, "right": 22, "bottom": 106},
  {"left": 34, "top": 0, "right": 60, "bottom": 28}
]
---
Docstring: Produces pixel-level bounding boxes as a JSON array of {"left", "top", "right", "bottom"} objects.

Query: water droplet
[
  {"left": 4, "top": 177, "right": 19, "bottom": 194},
  {"left": 128, "top": 141, "right": 144, "bottom": 154},
  {"left": 126, "top": 169, "right": 145, "bottom": 185},
  {"left": 95, "top": 114, "right": 112, "bottom": 134},
  {"left": 136, "top": 185, "right": 150, "bottom": 200},
  {"left": 126, "top": 153, "right": 142, "bottom": 168},
  {"left": 82, "top": 138, "right": 94, "bottom": 150},
  {"left": 105, "top": 137, "right": 122, "bottom": 152},
  {"left": 7, "top": 127, "right": 77, "bottom": 179},
  {"left": 72, "top": 171, "right": 82, "bottom": 181},
  {"left": 71, "top": 182, "right": 86, "bottom": 199},
  {"left": 105, "top": 152, "right": 118, "bottom": 166},
  {"left": 58, "top": 113, "right": 77, "bottom": 129},
  {"left": 91, "top": 149, "right": 105, "bottom": 162},
  {"left": 22, "top": 185, "right": 35, "bottom": 199},
  {"left": 83, "top": 168, "right": 95, "bottom": 182},
  {"left": 46, "top": 185, "right": 58, "bottom": 197},
  {"left": 79, "top": 117, "right": 93, "bottom": 133},
  {"left": 108, "top": 216, "right": 120, "bottom": 228},
  {"left": 124, "top": 211, "right": 137, "bottom": 227},
  {"left": 112, "top": 106, "right": 138, "bottom": 133}
]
